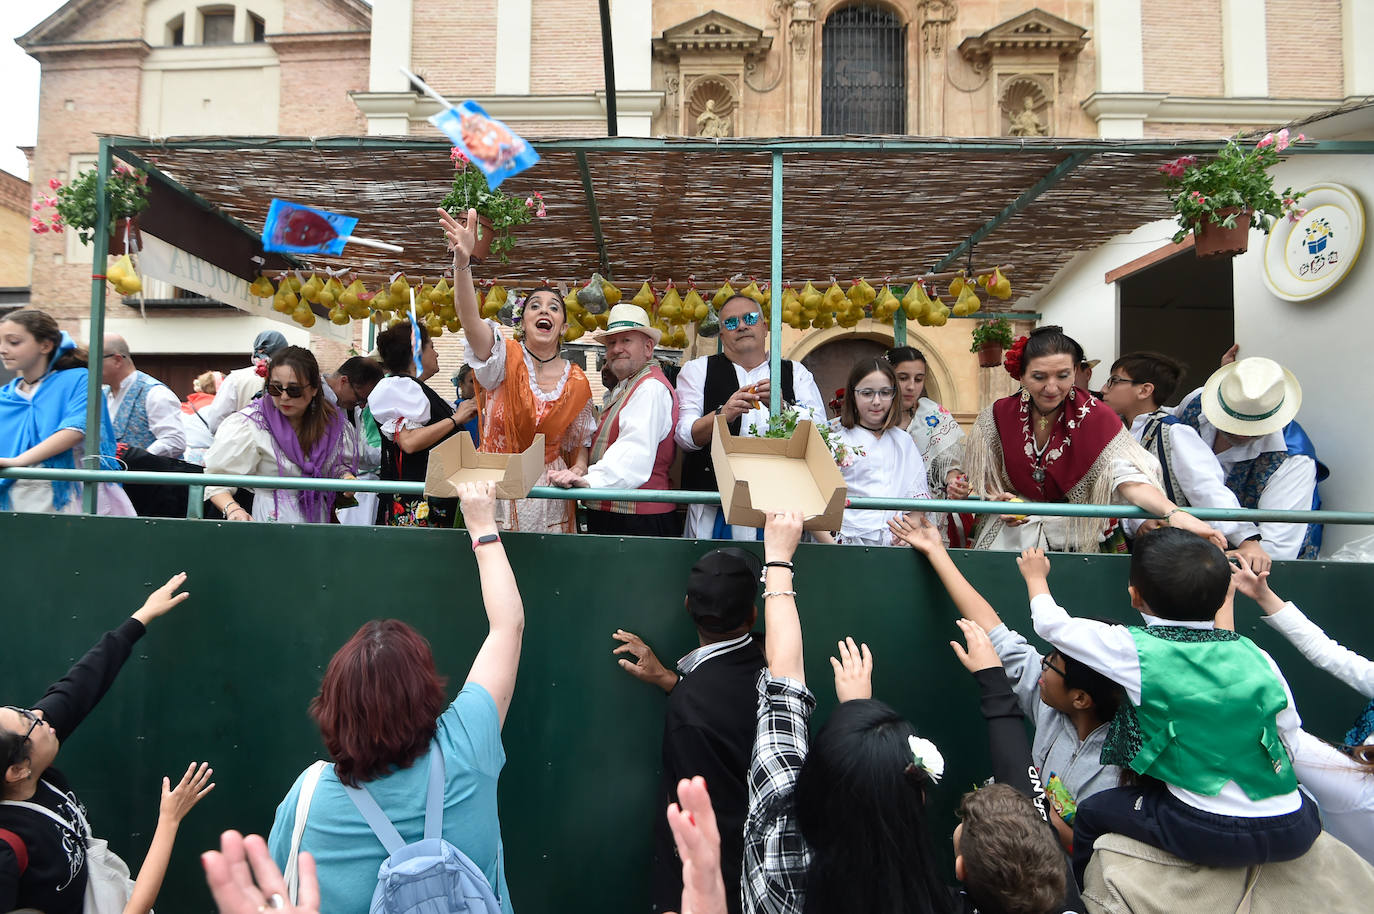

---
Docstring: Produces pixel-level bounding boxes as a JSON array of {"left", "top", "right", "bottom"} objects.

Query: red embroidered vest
[{"left": 585, "top": 365, "right": 678, "bottom": 515}]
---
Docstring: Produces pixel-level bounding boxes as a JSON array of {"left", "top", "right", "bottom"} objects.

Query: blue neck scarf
[{"left": 0, "top": 334, "right": 118, "bottom": 510}]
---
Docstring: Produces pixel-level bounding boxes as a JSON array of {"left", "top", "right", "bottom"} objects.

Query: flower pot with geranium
[
  {"left": 32, "top": 162, "right": 150, "bottom": 251},
  {"left": 1159, "top": 129, "right": 1308, "bottom": 257},
  {"left": 439, "top": 147, "right": 545, "bottom": 264},
  {"left": 970, "top": 317, "right": 1014, "bottom": 368}
]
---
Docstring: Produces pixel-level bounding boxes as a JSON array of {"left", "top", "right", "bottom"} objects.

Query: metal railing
[{"left": 3, "top": 466, "right": 1370, "bottom": 527}]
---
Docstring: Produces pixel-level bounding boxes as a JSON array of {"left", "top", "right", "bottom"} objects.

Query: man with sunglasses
[
  {"left": 1, "top": 573, "right": 190, "bottom": 914},
  {"left": 674, "top": 295, "right": 826, "bottom": 540}
]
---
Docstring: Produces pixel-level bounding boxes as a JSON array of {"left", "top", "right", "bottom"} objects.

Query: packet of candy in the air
[
  {"left": 1045, "top": 774, "right": 1077, "bottom": 824},
  {"left": 431, "top": 100, "right": 539, "bottom": 190}
]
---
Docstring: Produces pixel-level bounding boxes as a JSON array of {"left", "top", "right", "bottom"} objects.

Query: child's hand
[
  {"left": 887, "top": 512, "right": 944, "bottom": 555},
  {"left": 763, "top": 511, "right": 804, "bottom": 563},
  {"left": 949, "top": 618, "right": 1001, "bottom": 673},
  {"left": 1016, "top": 548, "right": 1051, "bottom": 581},
  {"left": 132, "top": 573, "right": 191, "bottom": 625},
  {"left": 829, "top": 637, "right": 873, "bottom": 702},
  {"left": 161, "top": 762, "right": 215, "bottom": 824},
  {"left": 664, "top": 776, "right": 728, "bottom": 914},
  {"left": 1230, "top": 554, "right": 1285, "bottom": 614}
]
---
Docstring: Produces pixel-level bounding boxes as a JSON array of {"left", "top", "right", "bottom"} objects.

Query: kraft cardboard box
[
  {"left": 710, "top": 414, "right": 846, "bottom": 531},
  {"left": 424, "top": 432, "right": 545, "bottom": 500}
]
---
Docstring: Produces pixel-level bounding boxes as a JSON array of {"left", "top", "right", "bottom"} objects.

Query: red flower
[
  {"left": 47, "top": 177, "right": 61, "bottom": 190},
  {"left": 1003, "top": 335, "right": 1029, "bottom": 380},
  {"left": 30, "top": 216, "right": 49, "bottom": 234}
]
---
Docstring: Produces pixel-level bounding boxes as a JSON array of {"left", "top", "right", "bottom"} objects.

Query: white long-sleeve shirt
[
  {"left": 1263, "top": 601, "right": 1374, "bottom": 700},
  {"left": 1171, "top": 390, "right": 1317, "bottom": 560},
  {"left": 1030, "top": 591, "right": 1303, "bottom": 817},
  {"left": 200, "top": 365, "right": 265, "bottom": 433},
  {"left": 584, "top": 376, "right": 673, "bottom": 491},
  {"left": 673, "top": 355, "right": 827, "bottom": 540},
  {"left": 1124, "top": 412, "right": 1259, "bottom": 545},
  {"left": 105, "top": 373, "right": 186, "bottom": 457}
]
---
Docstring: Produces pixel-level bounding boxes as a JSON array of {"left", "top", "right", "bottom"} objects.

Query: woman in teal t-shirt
[{"left": 267, "top": 482, "right": 524, "bottom": 914}]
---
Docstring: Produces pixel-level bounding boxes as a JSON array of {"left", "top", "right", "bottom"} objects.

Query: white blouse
[
  {"left": 833, "top": 423, "right": 930, "bottom": 540},
  {"left": 368, "top": 376, "right": 438, "bottom": 440},
  {"left": 204, "top": 409, "right": 357, "bottom": 523}
]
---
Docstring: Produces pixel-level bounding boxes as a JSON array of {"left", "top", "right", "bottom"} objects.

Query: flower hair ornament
[
  {"left": 1002, "top": 335, "right": 1029, "bottom": 380},
  {"left": 500, "top": 293, "right": 527, "bottom": 337},
  {"left": 906, "top": 735, "right": 945, "bottom": 784}
]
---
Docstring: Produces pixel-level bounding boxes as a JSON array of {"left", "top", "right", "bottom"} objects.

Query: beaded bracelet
[{"left": 762, "top": 590, "right": 797, "bottom": 598}]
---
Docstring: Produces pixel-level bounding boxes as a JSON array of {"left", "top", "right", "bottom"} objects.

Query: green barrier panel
[{"left": 1, "top": 513, "right": 1371, "bottom": 912}]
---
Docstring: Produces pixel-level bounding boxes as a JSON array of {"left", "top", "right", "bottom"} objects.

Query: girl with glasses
[
  {"left": 826, "top": 358, "right": 930, "bottom": 546},
  {"left": 0, "top": 308, "right": 135, "bottom": 515},
  {"left": 204, "top": 347, "right": 357, "bottom": 523}
]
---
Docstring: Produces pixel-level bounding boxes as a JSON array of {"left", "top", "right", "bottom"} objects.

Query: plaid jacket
[{"left": 742, "top": 671, "right": 817, "bottom": 914}]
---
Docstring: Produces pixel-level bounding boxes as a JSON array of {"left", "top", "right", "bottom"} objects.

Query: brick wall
[
  {"left": 1266, "top": 0, "right": 1344, "bottom": 98},
  {"left": 529, "top": 0, "right": 604, "bottom": 94},
  {"left": 273, "top": 36, "right": 371, "bottom": 134},
  {"left": 411, "top": 0, "right": 498, "bottom": 96},
  {"left": 1144, "top": 121, "right": 1255, "bottom": 139},
  {"left": 1142, "top": 0, "right": 1223, "bottom": 96}
]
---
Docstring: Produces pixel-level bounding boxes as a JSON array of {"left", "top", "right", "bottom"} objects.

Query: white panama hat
[
  {"left": 1200, "top": 356, "right": 1302, "bottom": 437},
  {"left": 591, "top": 303, "right": 662, "bottom": 347}
]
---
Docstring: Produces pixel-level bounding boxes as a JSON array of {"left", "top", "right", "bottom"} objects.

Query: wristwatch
[{"left": 472, "top": 532, "right": 501, "bottom": 550}]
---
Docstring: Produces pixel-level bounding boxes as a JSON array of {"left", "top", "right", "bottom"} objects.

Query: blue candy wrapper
[
  {"left": 431, "top": 100, "right": 539, "bottom": 190},
  {"left": 262, "top": 199, "right": 358, "bottom": 255}
]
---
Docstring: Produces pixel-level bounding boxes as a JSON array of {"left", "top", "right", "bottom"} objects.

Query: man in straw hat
[
  {"left": 1174, "top": 352, "right": 1322, "bottom": 560},
  {"left": 548, "top": 303, "right": 681, "bottom": 536},
  {"left": 674, "top": 294, "right": 827, "bottom": 541}
]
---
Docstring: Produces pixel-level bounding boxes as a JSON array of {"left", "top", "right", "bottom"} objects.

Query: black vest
[
  {"left": 379, "top": 376, "right": 458, "bottom": 484},
  {"left": 680, "top": 354, "right": 795, "bottom": 492}
]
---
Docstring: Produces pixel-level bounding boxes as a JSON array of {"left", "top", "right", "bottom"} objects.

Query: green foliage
[
  {"left": 36, "top": 163, "right": 150, "bottom": 246},
  {"left": 1159, "top": 130, "right": 1308, "bottom": 245},
  {"left": 438, "top": 148, "right": 543, "bottom": 263},
  {"left": 970, "top": 317, "right": 1014, "bottom": 352}
]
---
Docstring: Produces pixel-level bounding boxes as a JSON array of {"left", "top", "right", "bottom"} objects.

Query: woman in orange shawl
[{"left": 441, "top": 207, "right": 593, "bottom": 533}]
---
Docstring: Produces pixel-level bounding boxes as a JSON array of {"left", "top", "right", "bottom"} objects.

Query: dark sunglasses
[
  {"left": 721, "top": 312, "right": 761, "bottom": 332},
  {"left": 266, "top": 382, "right": 309, "bottom": 399},
  {"left": 3, "top": 706, "right": 41, "bottom": 761}
]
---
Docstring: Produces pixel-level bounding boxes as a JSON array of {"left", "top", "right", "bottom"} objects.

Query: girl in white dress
[
  {"left": 830, "top": 358, "right": 929, "bottom": 546},
  {"left": 205, "top": 347, "right": 357, "bottom": 523},
  {"left": 887, "top": 345, "right": 973, "bottom": 545}
]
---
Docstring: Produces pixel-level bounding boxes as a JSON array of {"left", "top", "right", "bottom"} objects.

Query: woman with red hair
[{"left": 267, "top": 481, "right": 524, "bottom": 914}]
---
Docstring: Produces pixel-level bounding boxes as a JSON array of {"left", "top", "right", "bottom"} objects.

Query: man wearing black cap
[
  {"left": 612, "top": 547, "right": 766, "bottom": 914},
  {"left": 198, "top": 329, "right": 290, "bottom": 433}
]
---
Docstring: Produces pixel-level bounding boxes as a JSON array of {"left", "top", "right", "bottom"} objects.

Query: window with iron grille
[{"left": 822, "top": 5, "right": 907, "bottom": 135}]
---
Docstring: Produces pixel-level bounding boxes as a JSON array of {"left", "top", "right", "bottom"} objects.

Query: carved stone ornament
[
  {"left": 917, "top": 0, "right": 958, "bottom": 54},
  {"left": 653, "top": 10, "right": 774, "bottom": 62},
  {"left": 959, "top": 8, "right": 1088, "bottom": 72},
  {"left": 1000, "top": 75, "right": 1052, "bottom": 136},
  {"left": 686, "top": 77, "right": 737, "bottom": 137}
]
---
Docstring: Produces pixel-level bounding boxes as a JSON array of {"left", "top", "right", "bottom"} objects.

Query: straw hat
[
  {"left": 1200, "top": 356, "right": 1302, "bottom": 437},
  {"left": 592, "top": 303, "right": 661, "bottom": 347}
]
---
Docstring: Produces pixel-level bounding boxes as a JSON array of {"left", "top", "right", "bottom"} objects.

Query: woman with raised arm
[
  {"left": 742, "top": 512, "right": 953, "bottom": 914},
  {"left": 439, "top": 207, "right": 593, "bottom": 534},
  {"left": 268, "top": 481, "right": 524, "bottom": 914},
  {"left": 962, "top": 325, "right": 1224, "bottom": 553},
  {"left": 0, "top": 573, "right": 192, "bottom": 914}
]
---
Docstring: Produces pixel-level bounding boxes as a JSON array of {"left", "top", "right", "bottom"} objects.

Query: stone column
[
  {"left": 786, "top": 1, "right": 816, "bottom": 135},
  {"left": 493, "top": 0, "right": 532, "bottom": 95},
  {"left": 916, "top": 1, "right": 957, "bottom": 135},
  {"left": 1221, "top": 0, "right": 1267, "bottom": 97}
]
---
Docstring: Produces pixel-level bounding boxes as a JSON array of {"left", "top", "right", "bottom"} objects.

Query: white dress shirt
[
  {"left": 1171, "top": 391, "right": 1316, "bottom": 559},
  {"left": 105, "top": 372, "right": 186, "bottom": 457},
  {"left": 584, "top": 375, "right": 674, "bottom": 491},
  {"left": 200, "top": 365, "right": 265, "bottom": 433},
  {"left": 673, "top": 355, "right": 827, "bottom": 540},
  {"left": 1030, "top": 591, "right": 1303, "bottom": 817},
  {"left": 1124, "top": 411, "right": 1259, "bottom": 545}
]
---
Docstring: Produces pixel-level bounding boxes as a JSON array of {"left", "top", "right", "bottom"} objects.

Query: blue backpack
[{"left": 342, "top": 743, "right": 502, "bottom": 914}]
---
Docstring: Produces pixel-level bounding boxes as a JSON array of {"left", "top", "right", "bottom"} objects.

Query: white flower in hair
[{"left": 908, "top": 735, "right": 944, "bottom": 783}]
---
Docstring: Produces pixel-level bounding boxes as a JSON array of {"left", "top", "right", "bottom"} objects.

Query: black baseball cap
[{"left": 687, "top": 548, "right": 763, "bottom": 634}]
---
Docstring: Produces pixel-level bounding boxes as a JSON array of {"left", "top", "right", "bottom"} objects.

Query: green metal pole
[
  {"left": 82, "top": 139, "right": 113, "bottom": 514},
  {"left": 769, "top": 151, "right": 783, "bottom": 417},
  {"left": 892, "top": 306, "right": 907, "bottom": 346}
]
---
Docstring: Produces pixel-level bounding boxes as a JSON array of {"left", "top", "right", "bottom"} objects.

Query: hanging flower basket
[
  {"left": 470, "top": 215, "right": 496, "bottom": 264},
  {"left": 977, "top": 341, "right": 1005, "bottom": 368},
  {"left": 1192, "top": 207, "right": 1252, "bottom": 258},
  {"left": 109, "top": 217, "right": 142, "bottom": 256}
]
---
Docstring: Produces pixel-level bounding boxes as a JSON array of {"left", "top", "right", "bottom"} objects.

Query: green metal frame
[{"left": 575, "top": 152, "right": 611, "bottom": 278}]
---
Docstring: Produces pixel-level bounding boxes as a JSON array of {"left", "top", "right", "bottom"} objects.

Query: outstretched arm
[
  {"left": 1116, "top": 481, "right": 1227, "bottom": 551},
  {"left": 124, "top": 763, "right": 215, "bottom": 914},
  {"left": 762, "top": 511, "right": 805, "bottom": 683},
  {"left": 460, "top": 481, "right": 525, "bottom": 727},
  {"left": 0, "top": 428, "right": 84, "bottom": 469},
  {"left": 889, "top": 513, "right": 1003, "bottom": 632},
  {"left": 437, "top": 207, "right": 494, "bottom": 362}
]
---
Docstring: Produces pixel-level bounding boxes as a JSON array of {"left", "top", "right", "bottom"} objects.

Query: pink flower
[
  {"left": 30, "top": 217, "right": 49, "bottom": 234},
  {"left": 1190, "top": 190, "right": 1207, "bottom": 203},
  {"left": 1178, "top": 155, "right": 1197, "bottom": 167},
  {"left": 535, "top": 203, "right": 547, "bottom": 218},
  {"left": 1296, "top": 133, "right": 1307, "bottom": 143},
  {"left": 1275, "top": 128, "right": 1291, "bottom": 152},
  {"left": 31, "top": 200, "right": 42, "bottom": 211},
  {"left": 525, "top": 197, "right": 534, "bottom": 207},
  {"left": 48, "top": 177, "right": 61, "bottom": 190},
  {"left": 449, "top": 147, "right": 469, "bottom": 166},
  {"left": 1257, "top": 133, "right": 1275, "bottom": 150}
]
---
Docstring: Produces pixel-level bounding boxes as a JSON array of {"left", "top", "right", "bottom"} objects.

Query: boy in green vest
[{"left": 1019, "top": 528, "right": 1321, "bottom": 885}]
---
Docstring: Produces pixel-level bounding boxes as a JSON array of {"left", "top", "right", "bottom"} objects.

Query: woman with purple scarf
[{"left": 204, "top": 346, "right": 357, "bottom": 523}]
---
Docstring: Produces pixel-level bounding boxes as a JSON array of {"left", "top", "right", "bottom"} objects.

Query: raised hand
[
  {"left": 949, "top": 618, "right": 1001, "bottom": 673},
  {"left": 132, "top": 572, "right": 191, "bottom": 626},
  {"left": 1016, "top": 547, "right": 1051, "bottom": 583},
  {"left": 160, "top": 762, "right": 215, "bottom": 824},
  {"left": 436, "top": 206, "right": 478, "bottom": 268},
  {"left": 612, "top": 629, "right": 677, "bottom": 692},
  {"left": 830, "top": 636, "right": 873, "bottom": 702},
  {"left": 457, "top": 480, "right": 497, "bottom": 533},
  {"left": 203, "top": 832, "right": 319, "bottom": 914},
  {"left": 888, "top": 512, "right": 944, "bottom": 555},
  {"left": 664, "top": 777, "right": 728, "bottom": 914},
  {"left": 763, "top": 510, "right": 804, "bottom": 564}
]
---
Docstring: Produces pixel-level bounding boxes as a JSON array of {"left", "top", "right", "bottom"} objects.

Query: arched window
[{"left": 821, "top": 5, "right": 906, "bottom": 135}]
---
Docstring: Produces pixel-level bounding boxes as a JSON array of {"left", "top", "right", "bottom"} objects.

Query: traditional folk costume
[
  {"left": 106, "top": 369, "right": 185, "bottom": 457},
  {"left": 832, "top": 423, "right": 929, "bottom": 546},
  {"left": 905, "top": 397, "right": 973, "bottom": 546},
  {"left": 471, "top": 321, "right": 594, "bottom": 534},
  {"left": 964, "top": 387, "right": 1161, "bottom": 553},
  {"left": 367, "top": 375, "right": 459, "bottom": 527},
  {"left": 204, "top": 396, "right": 357, "bottom": 524},
  {"left": 582, "top": 362, "right": 679, "bottom": 537},
  {"left": 0, "top": 342, "right": 133, "bottom": 515}
]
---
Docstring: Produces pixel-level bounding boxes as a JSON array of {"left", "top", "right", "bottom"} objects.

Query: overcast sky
[{"left": 3, "top": 0, "right": 66, "bottom": 181}]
